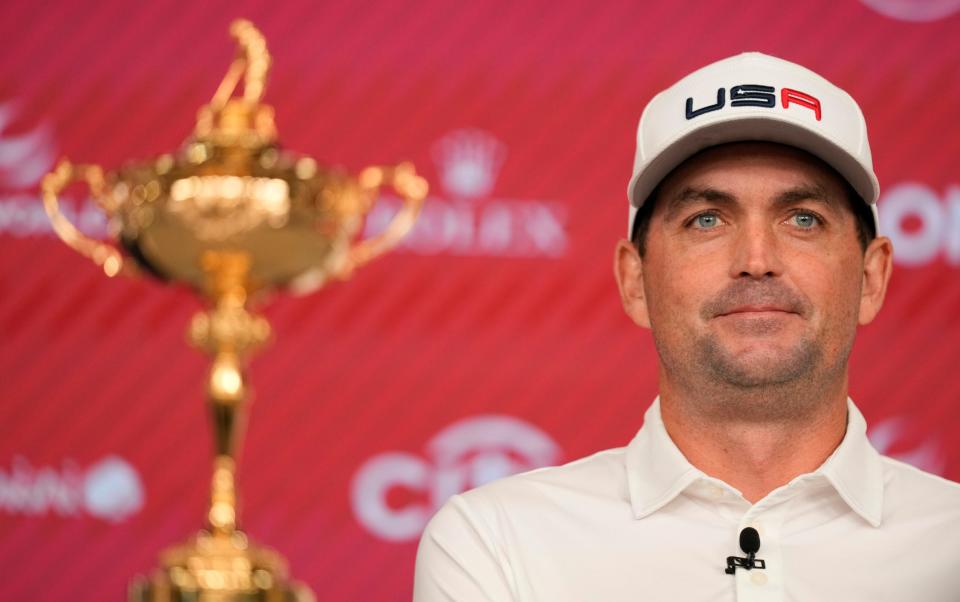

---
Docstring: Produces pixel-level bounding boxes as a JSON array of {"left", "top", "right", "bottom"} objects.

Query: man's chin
[{"left": 701, "top": 341, "right": 820, "bottom": 388}]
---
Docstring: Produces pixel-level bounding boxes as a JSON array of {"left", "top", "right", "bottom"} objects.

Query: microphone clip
[{"left": 724, "top": 554, "right": 766, "bottom": 574}]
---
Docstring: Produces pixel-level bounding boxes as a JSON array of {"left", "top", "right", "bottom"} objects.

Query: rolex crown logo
[{"left": 432, "top": 128, "right": 507, "bottom": 200}]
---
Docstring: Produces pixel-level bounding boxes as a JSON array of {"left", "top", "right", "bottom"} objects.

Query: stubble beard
[
  {"left": 654, "top": 321, "right": 852, "bottom": 424},
  {"left": 701, "top": 328, "right": 821, "bottom": 388}
]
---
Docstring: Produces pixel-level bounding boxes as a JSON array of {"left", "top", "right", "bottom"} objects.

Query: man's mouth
[{"left": 719, "top": 305, "right": 796, "bottom": 317}]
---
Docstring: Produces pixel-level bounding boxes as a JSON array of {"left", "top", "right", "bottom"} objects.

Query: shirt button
[
  {"left": 708, "top": 484, "right": 725, "bottom": 498},
  {"left": 751, "top": 572, "right": 768, "bottom": 586}
]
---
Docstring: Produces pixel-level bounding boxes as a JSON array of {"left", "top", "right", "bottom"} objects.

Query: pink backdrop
[{"left": 2, "top": 1, "right": 959, "bottom": 599}]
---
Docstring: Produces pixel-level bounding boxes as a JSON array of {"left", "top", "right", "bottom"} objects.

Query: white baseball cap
[{"left": 627, "top": 52, "right": 879, "bottom": 238}]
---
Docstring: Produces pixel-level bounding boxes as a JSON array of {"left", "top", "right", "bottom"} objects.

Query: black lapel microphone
[{"left": 724, "top": 527, "right": 766, "bottom": 574}]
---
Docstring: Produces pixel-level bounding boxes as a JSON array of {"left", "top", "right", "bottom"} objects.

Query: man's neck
[{"left": 658, "top": 378, "right": 849, "bottom": 504}]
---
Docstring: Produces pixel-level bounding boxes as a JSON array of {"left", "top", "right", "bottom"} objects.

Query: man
[{"left": 413, "top": 53, "right": 960, "bottom": 601}]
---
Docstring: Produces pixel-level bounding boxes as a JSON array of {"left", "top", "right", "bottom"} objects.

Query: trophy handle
[
  {"left": 350, "top": 162, "right": 428, "bottom": 269},
  {"left": 41, "top": 159, "right": 129, "bottom": 278}
]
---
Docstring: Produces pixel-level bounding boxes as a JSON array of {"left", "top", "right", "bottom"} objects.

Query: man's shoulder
[
  {"left": 878, "top": 454, "right": 960, "bottom": 521},
  {"left": 424, "top": 444, "right": 631, "bottom": 540},
  {"left": 460, "top": 445, "right": 630, "bottom": 509},
  {"left": 419, "top": 445, "right": 631, "bottom": 561}
]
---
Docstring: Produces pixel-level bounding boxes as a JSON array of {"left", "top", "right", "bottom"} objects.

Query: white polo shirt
[{"left": 414, "top": 399, "right": 960, "bottom": 601}]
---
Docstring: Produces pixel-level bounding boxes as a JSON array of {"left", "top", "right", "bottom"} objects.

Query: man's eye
[
  {"left": 791, "top": 212, "right": 820, "bottom": 229},
  {"left": 693, "top": 213, "right": 720, "bottom": 229}
]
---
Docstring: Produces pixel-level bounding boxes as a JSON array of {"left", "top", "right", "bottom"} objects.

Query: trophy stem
[
  {"left": 189, "top": 250, "right": 271, "bottom": 538},
  {"left": 131, "top": 251, "right": 310, "bottom": 599}
]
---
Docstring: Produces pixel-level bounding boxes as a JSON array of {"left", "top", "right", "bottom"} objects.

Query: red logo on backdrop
[
  {"left": 363, "top": 129, "right": 569, "bottom": 257},
  {"left": 350, "top": 415, "right": 561, "bottom": 541}
]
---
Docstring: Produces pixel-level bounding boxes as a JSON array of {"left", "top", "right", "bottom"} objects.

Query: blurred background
[{"left": 1, "top": 0, "right": 958, "bottom": 599}]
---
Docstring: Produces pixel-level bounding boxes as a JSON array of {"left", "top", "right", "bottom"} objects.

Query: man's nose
[{"left": 729, "top": 220, "right": 784, "bottom": 279}]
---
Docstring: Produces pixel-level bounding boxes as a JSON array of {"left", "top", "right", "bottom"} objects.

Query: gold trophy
[{"left": 41, "top": 20, "right": 427, "bottom": 601}]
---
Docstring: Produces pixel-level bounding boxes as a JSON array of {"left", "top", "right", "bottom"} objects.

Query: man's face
[{"left": 617, "top": 142, "right": 891, "bottom": 408}]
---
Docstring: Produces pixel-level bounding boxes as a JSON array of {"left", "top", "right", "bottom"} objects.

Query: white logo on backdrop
[
  {"left": 0, "top": 455, "right": 144, "bottom": 522},
  {"left": 351, "top": 415, "right": 561, "bottom": 541},
  {"left": 432, "top": 129, "right": 507, "bottom": 200},
  {"left": 363, "top": 129, "right": 569, "bottom": 257},
  {"left": 878, "top": 182, "right": 960, "bottom": 266},
  {"left": 0, "top": 102, "right": 56, "bottom": 189},
  {"left": 0, "top": 100, "right": 108, "bottom": 238},
  {"left": 861, "top": 0, "right": 960, "bottom": 21},
  {"left": 869, "top": 418, "right": 947, "bottom": 475}
]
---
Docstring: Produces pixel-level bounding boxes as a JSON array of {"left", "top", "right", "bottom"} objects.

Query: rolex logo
[
  {"left": 432, "top": 129, "right": 507, "bottom": 200},
  {"left": 364, "top": 128, "right": 568, "bottom": 257}
]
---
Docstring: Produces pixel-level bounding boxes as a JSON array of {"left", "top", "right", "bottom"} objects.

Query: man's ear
[
  {"left": 614, "top": 239, "right": 651, "bottom": 328},
  {"left": 859, "top": 235, "right": 894, "bottom": 325}
]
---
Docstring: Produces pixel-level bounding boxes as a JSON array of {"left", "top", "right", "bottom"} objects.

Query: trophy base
[{"left": 130, "top": 530, "right": 314, "bottom": 602}]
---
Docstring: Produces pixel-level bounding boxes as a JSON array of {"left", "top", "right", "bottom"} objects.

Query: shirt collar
[
  {"left": 625, "top": 397, "right": 885, "bottom": 527},
  {"left": 625, "top": 397, "right": 701, "bottom": 520},
  {"left": 819, "top": 399, "right": 885, "bottom": 527}
]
